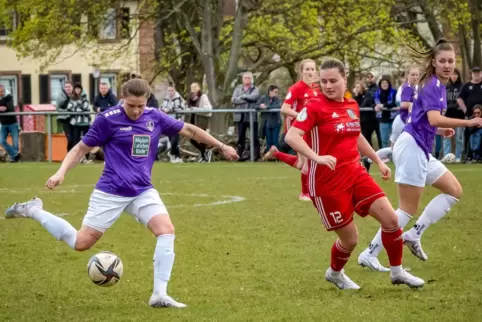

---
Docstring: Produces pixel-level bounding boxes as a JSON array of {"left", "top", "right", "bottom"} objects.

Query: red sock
[
  {"left": 330, "top": 240, "right": 352, "bottom": 271},
  {"left": 301, "top": 173, "right": 309, "bottom": 195},
  {"left": 273, "top": 151, "right": 298, "bottom": 168},
  {"left": 381, "top": 226, "right": 403, "bottom": 267}
]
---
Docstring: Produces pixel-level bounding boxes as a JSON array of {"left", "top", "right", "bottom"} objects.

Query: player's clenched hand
[
  {"left": 469, "top": 117, "right": 482, "bottom": 128},
  {"left": 441, "top": 128, "right": 455, "bottom": 138},
  {"left": 222, "top": 145, "right": 239, "bottom": 161},
  {"left": 315, "top": 155, "right": 336, "bottom": 170},
  {"left": 45, "top": 173, "right": 64, "bottom": 190},
  {"left": 377, "top": 162, "right": 391, "bottom": 180}
]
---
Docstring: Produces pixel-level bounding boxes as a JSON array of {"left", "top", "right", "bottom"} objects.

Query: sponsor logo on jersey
[
  {"left": 285, "top": 91, "right": 292, "bottom": 100},
  {"left": 297, "top": 107, "right": 308, "bottom": 122},
  {"left": 332, "top": 112, "right": 339, "bottom": 118},
  {"left": 120, "top": 126, "right": 132, "bottom": 131},
  {"left": 146, "top": 120, "right": 154, "bottom": 132}
]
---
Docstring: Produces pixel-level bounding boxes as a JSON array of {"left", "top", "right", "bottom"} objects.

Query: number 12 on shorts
[{"left": 329, "top": 211, "right": 343, "bottom": 224}]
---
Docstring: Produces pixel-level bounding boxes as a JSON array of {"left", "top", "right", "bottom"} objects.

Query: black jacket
[
  {"left": 360, "top": 83, "right": 378, "bottom": 120},
  {"left": 0, "top": 92, "right": 16, "bottom": 125},
  {"left": 256, "top": 95, "right": 281, "bottom": 128},
  {"left": 445, "top": 80, "right": 464, "bottom": 119},
  {"left": 93, "top": 89, "right": 118, "bottom": 112}
]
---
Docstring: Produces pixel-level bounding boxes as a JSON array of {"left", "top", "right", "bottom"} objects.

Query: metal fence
[{"left": 1, "top": 107, "right": 378, "bottom": 162}]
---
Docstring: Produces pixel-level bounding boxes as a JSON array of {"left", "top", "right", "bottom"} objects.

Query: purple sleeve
[
  {"left": 82, "top": 115, "right": 111, "bottom": 147},
  {"left": 401, "top": 86, "right": 414, "bottom": 102},
  {"left": 420, "top": 82, "right": 442, "bottom": 112},
  {"left": 157, "top": 109, "right": 184, "bottom": 136}
]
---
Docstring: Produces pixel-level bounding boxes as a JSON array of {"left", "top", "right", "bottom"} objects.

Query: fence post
[
  {"left": 249, "top": 111, "right": 255, "bottom": 162},
  {"left": 47, "top": 114, "right": 52, "bottom": 162}
]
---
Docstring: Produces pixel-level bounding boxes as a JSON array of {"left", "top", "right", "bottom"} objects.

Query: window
[
  {"left": 0, "top": 76, "right": 18, "bottom": 106},
  {"left": 90, "top": 7, "right": 130, "bottom": 41},
  {"left": 100, "top": 8, "right": 117, "bottom": 40},
  {"left": 50, "top": 74, "right": 69, "bottom": 105},
  {"left": 100, "top": 73, "right": 117, "bottom": 95},
  {"left": 0, "top": 12, "right": 16, "bottom": 41}
]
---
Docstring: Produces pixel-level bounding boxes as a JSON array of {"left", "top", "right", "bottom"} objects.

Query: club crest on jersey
[
  {"left": 146, "top": 120, "right": 154, "bottom": 132},
  {"left": 297, "top": 108, "right": 308, "bottom": 122},
  {"left": 347, "top": 109, "right": 358, "bottom": 120}
]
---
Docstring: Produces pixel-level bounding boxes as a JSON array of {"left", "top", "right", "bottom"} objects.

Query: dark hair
[
  {"left": 268, "top": 85, "right": 278, "bottom": 93},
  {"left": 473, "top": 105, "right": 482, "bottom": 113},
  {"left": 130, "top": 73, "right": 142, "bottom": 79},
  {"left": 408, "top": 38, "right": 455, "bottom": 84},
  {"left": 320, "top": 58, "right": 346, "bottom": 77},
  {"left": 121, "top": 79, "right": 151, "bottom": 98},
  {"left": 168, "top": 81, "right": 175, "bottom": 89}
]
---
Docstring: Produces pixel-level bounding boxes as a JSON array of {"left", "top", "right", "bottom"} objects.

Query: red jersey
[
  {"left": 283, "top": 80, "right": 321, "bottom": 133},
  {"left": 292, "top": 94, "right": 362, "bottom": 196}
]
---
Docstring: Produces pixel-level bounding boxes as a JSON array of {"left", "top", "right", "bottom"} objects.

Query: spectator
[
  {"left": 56, "top": 81, "right": 75, "bottom": 151},
  {"left": 468, "top": 105, "right": 482, "bottom": 163},
  {"left": 444, "top": 68, "right": 464, "bottom": 162},
  {"left": 68, "top": 83, "right": 91, "bottom": 163},
  {"left": 374, "top": 77, "right": 397, "bottom": 148},
  {"left": 257, "top": 85, "right": 281, "bottom": 154},
  {"left": 0, "top": 84, "right": 20, "bottom": 162},
  {"left": 360, "top": 71, "right": 382, "bottom": 148},
  {"left": 232, "top": 72, "right": 260, "bottom": 161},
  {"left": 457, "top": 66, "right": 482, "bottom": 161},
  {"left": 186, "top": 82, "right": 212, "bottom": 162},
  {"left": 93, "top": 82, "right": 118, "bottom": 113},
  {"left": 161, "top": 83, "right": 184, "bottom": 163},
  {"left": 353, "top": 82, "right": 366, "bottom": 106}
]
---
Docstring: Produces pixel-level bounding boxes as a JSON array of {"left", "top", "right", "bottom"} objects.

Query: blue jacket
[{"left": 374, "top": 79, "right": 398, "bottom": 122}]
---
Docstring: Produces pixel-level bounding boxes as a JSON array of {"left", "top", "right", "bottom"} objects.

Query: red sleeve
[
  {"left": 283, "top": 84, "right": 299, "bottom": 105},
  {"left": 291, "top": 99, "right": 320, "bottom": 133}
]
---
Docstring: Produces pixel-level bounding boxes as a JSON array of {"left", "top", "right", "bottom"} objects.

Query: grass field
[{"left": 0, "top": 162, "right": 482, "bottom": 321}]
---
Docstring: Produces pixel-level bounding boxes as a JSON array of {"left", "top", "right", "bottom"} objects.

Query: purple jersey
[
  {"left": 400, "top": 82, "right": 417, "bottom": 123},
  {"left": 82, "top": 106, "right": 184, "bottom": 197},
  {"left": 404, "top": 75, "right": 447, "bottom": 158}
]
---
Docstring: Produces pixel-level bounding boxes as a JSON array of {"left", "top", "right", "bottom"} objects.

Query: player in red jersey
[
  {"left": 263, "top": 59, "right": 320, "bottom": 201},
  {"left": 285, "top": 58, "right": 425, "bottom": 290}
]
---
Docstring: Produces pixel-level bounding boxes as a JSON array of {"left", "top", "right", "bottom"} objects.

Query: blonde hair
[
  {"left": 121, "top": 79, "right": 151, "bottom": 98},
  {"left": 407, "top": 38, "right": 454, "bottom": 84},
  {"left": 297, "top": 59, "right": 316, "bottom": 80}
]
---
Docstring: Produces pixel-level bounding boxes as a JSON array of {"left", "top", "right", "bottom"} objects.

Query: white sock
[
  {"left": 153, "top": 234, "right": 175, "bottom": 296},
  {"left": 390, "top": 265, "right": 403, "bottom": 275},
  {"left": 365, "top": 209, "right": 412, "bottom": 257},
  {"left": 29, "top": 207, "right": 77, "bottom": 249},
  {"left": 405, "top": 194, "right": 458, "bottom": 240}
]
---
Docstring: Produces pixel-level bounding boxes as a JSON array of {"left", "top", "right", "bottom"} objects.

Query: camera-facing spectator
[
  {"left": 457, "top": 66, "right": 482, "bottom": 161},
  {"left": 161, "top": 82, "right": 185, "bottom": 163},
  {"left": 444, "top": 69, "right": 464, "bottom": 162},
  {"left": 56, "top": 81, "right": 75, "bottom": 151},
  {"left": 374, "top": 77, "right": 397, "bottom": 148},
  {"left": 93, "top": 83, "right": 118, "bottom": 113},
  {"left": 232, "top": 72, "right": 260, "bottom": 161},
  {"left": 353, "top": 82, "right": 366, "bottom": 106},
  {"left": 0, "top": 84, "right": 20, "bottom": 162},
  {"left": 468, "top": 105, "right": 482, "bottom": 163},
  {"left": 68, "top": 83, "right": 91, "bottom": 163},
  {"left": 187, "top": 82, "right": 212, "bottom": 162},
  {"left": 257, "top": 85, "right": 281, "bottom": 154}
]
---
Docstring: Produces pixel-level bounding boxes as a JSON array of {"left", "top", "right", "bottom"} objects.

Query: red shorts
[{"left": 310, "top": 170, "right": 385, "bottom": 231}]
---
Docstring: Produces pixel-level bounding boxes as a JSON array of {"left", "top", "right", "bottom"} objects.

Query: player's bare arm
[
  {"left": 280, "top": 103, "right": 298, "bottom": 119},
  {"left": 357, "top": 135, "right": 391, "bottom": 179},
  {"left": 46, "top": 142, "right": 93, "bottom": 189},
  {"left": 427, "top": 110, "right": 482, "bottom": 128},
  {"left": 178, "top": 123, "right": 239, "bottom": 161},
  {"left": 285, "top": 126, "right": 336, "bottom": 170}
]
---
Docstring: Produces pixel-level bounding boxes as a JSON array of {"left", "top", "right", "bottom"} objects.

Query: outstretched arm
[{"left": 178, "top": 123, "right": 238, "bottom": 161}]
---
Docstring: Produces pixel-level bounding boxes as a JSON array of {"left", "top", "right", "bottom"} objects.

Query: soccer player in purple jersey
[
  {"left": 5, "top": 79, "right": 239, "bottom": 308},
  {"left": 359, "top": 39, "right": 482, "bottom": 271}
]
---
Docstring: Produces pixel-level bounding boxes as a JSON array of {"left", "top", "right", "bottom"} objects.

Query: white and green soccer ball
[{"left": 441, "top": 153, "right": 456, "bottom": 164}]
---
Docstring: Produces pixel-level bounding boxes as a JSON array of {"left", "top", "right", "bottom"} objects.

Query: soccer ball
[
  {"left": 441, "top": 153, "right": 456, "bottom": 164},
  {"left": 87, "top": 251, "right": 123, "bottom": 287}
]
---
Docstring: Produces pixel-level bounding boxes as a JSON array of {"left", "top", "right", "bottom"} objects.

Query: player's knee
[
  {"left": 148, "top": 215, "right": 175, "bottom": 237},
  {"left": 448, "top": 182, "right": 463, "bottom": 200},
  {"left": 340, "top": 235, "right": 358, "bottom": 251},
  {"left": 382, "top": 214, "right": 399, "bottom": 230},
  {"left": 74, "top": 238, "right": 95, "bottom": 252}
]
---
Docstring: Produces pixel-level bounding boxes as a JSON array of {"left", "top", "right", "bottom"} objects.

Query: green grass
[{"left": 0, "top": 162, "right": 482, "bottom": 321}]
